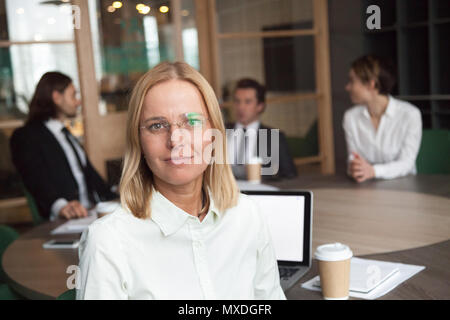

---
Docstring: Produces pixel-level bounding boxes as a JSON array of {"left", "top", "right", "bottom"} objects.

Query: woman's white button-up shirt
[
  {"left": 343, "top": 96, "right": 422, "bottom": 179},
  {"left": 76, "top": 190, "right": 286, "bottom": 300}
]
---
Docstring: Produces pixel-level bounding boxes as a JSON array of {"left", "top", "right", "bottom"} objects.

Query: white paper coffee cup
[
  {"left": 314, "top": 243, "right": 353, "bottom": 300},
  {"left": 246, "top": 157, "right": 263, "bottom": 184}
]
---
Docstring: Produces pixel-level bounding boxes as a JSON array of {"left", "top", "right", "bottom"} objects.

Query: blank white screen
[{"left": 249, "top": 195, "right": 304, "bottom": 262}]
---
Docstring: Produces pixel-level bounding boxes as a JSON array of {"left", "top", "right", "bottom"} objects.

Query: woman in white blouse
[
  {"left": 76, "top": 62, "right": 285, "bottom": 300},
  {"left": 343, "top": 55, "right": 422, "bottom": 182}
]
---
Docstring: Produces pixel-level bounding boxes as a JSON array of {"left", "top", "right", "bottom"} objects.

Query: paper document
[
  {"left": 301, "top": 257, "right": 425, "bottom": 300},
  {"left": 51, "top": 212, "right": 98, "bottom": 235}
]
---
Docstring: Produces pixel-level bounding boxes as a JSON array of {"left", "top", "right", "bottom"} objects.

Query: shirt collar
[
  {"left": 384, "top": 95, "right": 396, "bottom": 117},
  {"left": 235, "top": 120, "right": 260, "bottom": 131},
  {"left": 362, "top": 95, "right": 396, "bottom": 119},
  {"left": 150, "top": 188, "right": 221, "bottom": 237},
  {"left": 45, "top": 118, "right": 65, "bottom": 135}
]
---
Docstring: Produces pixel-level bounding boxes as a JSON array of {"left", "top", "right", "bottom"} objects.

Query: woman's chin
[{"left": 156, "top": 168, "right": 205, "bottom": 186}]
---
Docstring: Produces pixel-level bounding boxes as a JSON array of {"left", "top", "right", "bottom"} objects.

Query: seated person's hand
[
  {"left": 349, "top": 152, "right": 375, "bottom": 183},
  {"left": 59, "top": 200, "right": 88, "bottom": 219}
]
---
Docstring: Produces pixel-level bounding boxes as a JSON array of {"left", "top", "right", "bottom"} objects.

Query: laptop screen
[{"left": 247, "top": 194, "right": 305, "bottom": 263}]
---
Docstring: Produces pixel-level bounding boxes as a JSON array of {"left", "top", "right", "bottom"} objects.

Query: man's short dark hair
[{"left": 234, "top": 78, "right": 266, "bottom": 105}]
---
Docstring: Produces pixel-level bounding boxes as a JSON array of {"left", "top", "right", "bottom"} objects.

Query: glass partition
[
  {"left": 0, "top": 0, "right": 75, "bottom": 41},
  {"left": 90, "top": 0, "right": 200, "bottom": 114}
]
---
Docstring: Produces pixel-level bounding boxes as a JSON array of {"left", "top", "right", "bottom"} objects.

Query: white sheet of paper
[
  {"left": 51, "top": 212, "right": 98, "bottom": 235},
  {"left": 301, "top": 257, "right": 425, "bottom": 300}
]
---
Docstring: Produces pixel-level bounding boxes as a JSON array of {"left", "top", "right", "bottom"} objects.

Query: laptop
[{"left": 242, "top": 190, "right": 313, "bottom": 291}]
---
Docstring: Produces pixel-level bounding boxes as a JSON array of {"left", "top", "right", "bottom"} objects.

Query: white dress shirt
[
  {"left": 343, "top": 96, "right": 422, "bottom": 180},
  {"left": 76, "top": 189, "right": 286, "bottom": 300},
  {"left": 227, "top": 120, "right": 261, "bottom": 164},
  {"left": 44, "top": 119, "right": 90, "bottom": 220}
]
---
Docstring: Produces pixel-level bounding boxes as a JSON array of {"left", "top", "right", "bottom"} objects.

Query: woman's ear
[{"left": 368, "top": 79, "right": 378, "bottom": 92}]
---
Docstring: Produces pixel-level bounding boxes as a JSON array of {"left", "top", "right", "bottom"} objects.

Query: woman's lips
[{"left": 164, "top": 156, "right": 194, "bottom": 165}]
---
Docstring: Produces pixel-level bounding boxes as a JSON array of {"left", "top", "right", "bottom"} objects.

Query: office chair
[
  {"left": 416, "top": 130, "right": 450, "bottom": 174},
  {"left": 0, "top": 225, "right": 24, "bottom": 300}
]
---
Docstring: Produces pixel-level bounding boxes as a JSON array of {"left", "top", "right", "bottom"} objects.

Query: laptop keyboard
[{"left": 279, "top": 267, "right": 299, "bottom": 280}]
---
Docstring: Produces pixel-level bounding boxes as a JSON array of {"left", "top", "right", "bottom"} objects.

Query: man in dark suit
[
  {"left": 10, "top": 72, "right": 116, "bottom": 220},
  {"left": 226, "top": 78, "right": 297, "bottom": 180}
]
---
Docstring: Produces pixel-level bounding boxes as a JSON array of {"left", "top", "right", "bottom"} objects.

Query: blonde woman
[{"left": 76, "top": 62, "right": 285, "bottom": 300}]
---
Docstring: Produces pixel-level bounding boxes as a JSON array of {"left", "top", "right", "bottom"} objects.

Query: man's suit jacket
[
  {"left": 10, "top": 121, "right": 117, "bottom": 219},
  {"left": 226, "top": 122, "right": 297, "bottom": 180}
]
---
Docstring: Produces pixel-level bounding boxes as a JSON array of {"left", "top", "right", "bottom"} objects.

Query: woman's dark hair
[
  {"left": 234, "top": 78, "right": 266, "bottom": 104},
  {"left": 351, "top": 55, "right": 396, "bottom": 95},
  {"left": 27, "top": 71, "right": 73, "bottom": 124}
]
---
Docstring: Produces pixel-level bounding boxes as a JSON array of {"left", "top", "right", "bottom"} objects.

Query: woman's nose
[{"left": 167, "top": 126, "right": 189, "bottom": 149}]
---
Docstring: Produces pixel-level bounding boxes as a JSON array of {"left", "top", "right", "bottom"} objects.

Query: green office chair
[
  {"left": 23, "top": 187, "right": 44, "bottom": 226},
  {"left": 0, "top": 225, "right": 24, "bottom": 300},
  {"left": 286, "top": 121, "right": 319, "bottom": 158},
  {"left": 416, "top": 130, "right": 450, "bottom": 174},
  {"left": 0, "top": 283, "right": 23, "bottom": 300},
  {"left": 0, "top": 225, "right": 18, "bottom": 282},
  {"left": 57, "top": 289, "right": 76, "bottom": 300}
]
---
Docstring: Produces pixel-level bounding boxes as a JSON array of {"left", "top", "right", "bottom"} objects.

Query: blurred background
[{"left": 0, "top": 0, "right": 449, "bottom": 228}]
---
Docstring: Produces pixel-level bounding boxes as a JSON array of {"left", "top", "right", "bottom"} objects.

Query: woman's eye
[{"left": 149, "top": 123, "right": 163, "bottom": 130}]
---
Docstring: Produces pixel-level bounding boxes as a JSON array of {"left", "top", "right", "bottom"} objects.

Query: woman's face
[
  {"left": 139, "top": 79, "right": 213, "bottom": 187},
  {"left": 345, "top": 69, "right": 373, "bottom": 105}
]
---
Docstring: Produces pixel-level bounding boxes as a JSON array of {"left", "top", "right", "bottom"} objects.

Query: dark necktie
[
  {"left": 236, "top": 127, "right": 247, "bottom": 165},
  {"left": 61, "top": 127, "right": 97, "bottom": 204}
]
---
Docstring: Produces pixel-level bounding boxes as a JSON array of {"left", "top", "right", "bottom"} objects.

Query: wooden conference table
[{"left": 2, "top": 174, "right": 450, "bottom": 300}]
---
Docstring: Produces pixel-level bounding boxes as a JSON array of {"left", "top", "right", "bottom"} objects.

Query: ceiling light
[
  {"left": 159, "top": 5, "right": 169, "bottom": 13},
  {"left": 112, "top": 1, "right": 123, "bottom": 9}
]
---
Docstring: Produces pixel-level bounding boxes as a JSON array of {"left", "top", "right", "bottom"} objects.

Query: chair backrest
[
  {"left": 416, "top": 130, "right": 450, "bottom": 174},
  {"left": 57, "top": 289, "right": 76, "bottom": 300},
  {"left": 286, "top": 120, "right": 318, "bottom": 158},
  {"left": 23, "top": 187, "right": 44, "bottom": 226},
  {"left": 0, "top": 225, "right": 19, "bottom": 282}
]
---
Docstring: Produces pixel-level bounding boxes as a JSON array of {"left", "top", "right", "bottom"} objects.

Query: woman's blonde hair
[{"left": 119, "top": 61, "right": 239, "bottom": 219}]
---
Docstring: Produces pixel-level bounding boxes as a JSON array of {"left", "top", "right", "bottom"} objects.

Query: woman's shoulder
[
  {"left": 344, "top": 105, "right": 366, "bottom": 119},
  {"left": 342, "top": 105, "right": 367, "bottom": 128},
  {"left": 227, "top": 193, "right": 265, "bottom": 224},
  {"left": 81, "top": 206, "right": 135, "bottom": 244},
  {"left": 393, "top": 98, "right": 422, "bottom": 119},
  {"left": 234, "top": 192, "right": 258, "bottom": 210}
]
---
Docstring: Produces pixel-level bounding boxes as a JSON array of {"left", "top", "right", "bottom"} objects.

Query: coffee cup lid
[
  {"left": 314, "top": 243, "right": 353, "bottom": 261},
  {"left": 96, "top": 201, "right": 119, "bottom": 214}
]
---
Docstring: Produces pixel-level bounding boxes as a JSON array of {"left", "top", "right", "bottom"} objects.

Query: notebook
[{"left": 313, "top": 257, "right": 400, "bottom": 294}]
